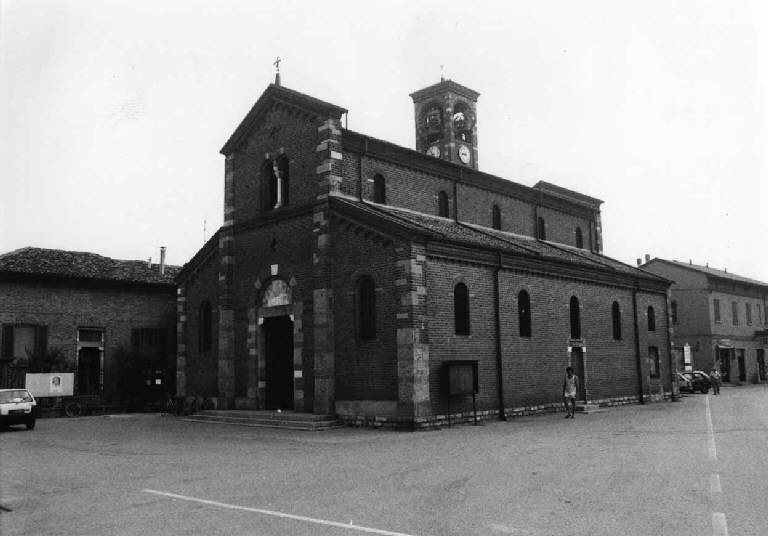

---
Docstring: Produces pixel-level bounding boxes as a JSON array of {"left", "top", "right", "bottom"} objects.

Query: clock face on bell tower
[{"left": 410, "top": 79, "right": 480, "bottom": 170}]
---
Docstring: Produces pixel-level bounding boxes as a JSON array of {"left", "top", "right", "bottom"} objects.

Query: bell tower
[{"left": 410, "top": 79, "right": 480, "bottom": 170}]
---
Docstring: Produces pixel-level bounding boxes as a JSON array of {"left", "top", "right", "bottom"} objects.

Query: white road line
[
  {"left": 712, "top": 512, "right": 729, "bottom": 536},
  {"left": 705, "top": 397, "right": 717, "bottom": 461},
  {"left": 709, "top": 473, "right": 721, "bottom": 494},
  {"left": 142, "top": 489, "right": 423, "bottom": 536}
]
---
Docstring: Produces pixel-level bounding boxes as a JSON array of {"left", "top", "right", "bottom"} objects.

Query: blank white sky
[{"left": 1, "top": 0, "right": 766, "bottom": 281}]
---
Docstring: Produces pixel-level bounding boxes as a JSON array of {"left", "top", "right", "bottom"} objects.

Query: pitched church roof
[
  {"left": 221, "top": 83, "right": 347, "bottom": 155},
  {"left": 0, "top": 247, "right": 178, "bottom": 286},
  {"left": 330, "top": 197, "right": 667, "bottom": 288}
]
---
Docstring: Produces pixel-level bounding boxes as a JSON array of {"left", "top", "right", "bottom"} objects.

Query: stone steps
[{"left": 182, "top": 410, "right": 345, "bottom": 431}]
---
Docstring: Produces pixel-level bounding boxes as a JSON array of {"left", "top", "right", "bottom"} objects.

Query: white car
[{"left": 0, "top": 388, "right": 37, "bottom": 430}]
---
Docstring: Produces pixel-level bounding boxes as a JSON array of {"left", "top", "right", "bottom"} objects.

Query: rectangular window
[
  {"left": 713, "top": 299, "right": 721, "bottom": 323},
  {"left": 671, "top": 301, "right": 678, "bottom": 325},
  {"left": 131, "top": 328, "right": 168, "bottom": 357},
  {"left": 746, "top": 303, "right": 752, "bottom": 325},
  {"left": 648, "top": 346, "right": 660, "bottom": 378},
  {"left": 1, "top": 324, "right": 48, "bottom": 360},
  {"left": 732, "top": 301, "right": 739, "bottom": 325}
]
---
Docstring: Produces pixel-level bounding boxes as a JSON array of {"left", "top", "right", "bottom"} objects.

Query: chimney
[
  {"left": 636, "top": 258, "right": 642, "bottom": 266},
  {"left": 159, "top": 246, "right": 166, "bottom": 275},
  {"left": 689, "top": 259, "right": 692, "bottom": 265},
  {"left": 644, "top": 254, "right": 650, "bottom": 263},
  {"left": 147, "top": 257, "right": 152, "bottom": 268}
]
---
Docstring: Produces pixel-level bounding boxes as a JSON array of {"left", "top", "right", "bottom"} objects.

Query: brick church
[{"left": 176, "top": 76, "right": 674, "bottom": 427}]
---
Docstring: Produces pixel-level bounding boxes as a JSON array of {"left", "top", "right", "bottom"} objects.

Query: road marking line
[
  {"left": 142, "top": 489, "right": 423, "bottom": 536},
  {"left": 709, "top": 473, "right": 721, "bottom": 494},
  {"left": 705, "top": 397, "right": 717, "bottom": 461},
  {"left": 712, "top": 512, "right": 728, "bottom": 536}
]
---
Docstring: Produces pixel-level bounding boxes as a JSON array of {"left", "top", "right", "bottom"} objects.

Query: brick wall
[
  {"left": 331, "top": 222, "right": 399, "bottom": 401},
  {"left": 181, "top": 251, "right": 220, "bottom": 399},
  {"left": 0, "top": 280, "right": 175, "bottom": 399},
  {"left": 231, "top": 105, "right": 322, "bottom": 224},
  {"left": 341, "top": 152, "right": 593, "bottom": 246}
]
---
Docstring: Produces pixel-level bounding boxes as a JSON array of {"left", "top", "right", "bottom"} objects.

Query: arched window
[
  {"left": 199, "top": 301, "right": 213, "bottom": 352},
  {"left": 492, "top": 205, "right": 501, "bottom": 230},
  {"left": 611, "top": 301, "right": 622, "bottom": 340},
  {"left": 454, "top": 283, "right": 470, "bottom": 335},
  {"left": 275, "top": 154, "right": 289, "bottom": 207},
  {"left": 438, "top": 190, "right": 449, "bottom": 217},
  {"left": 647, "top": 306, "right": 656, "bottom": 332},
  {"left": 358, "top": 276, "right": 376, "bottom": 340},
  {"left": 262, "top": 160, "right": 277, "bottom": 210},
  {"left": 537, "top": 216, "right": 547, "bottom": 240},
  {"left": 518, "top": 290, "right": 531, "bottom": 337},
  {"left": 575, "top": 227, "right": 584, "bottom": 249},
  {"left": 570, "top": 296, "right": 581, "bottom": 339},
  {"left": 373, "top": 174, "right": 386, "bottom": 204}
]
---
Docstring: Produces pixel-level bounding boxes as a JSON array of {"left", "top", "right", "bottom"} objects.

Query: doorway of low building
[
  {"left": 737, "top": 349, "right": 746, "bottom": 382},
  {"left": 757, "top": 349, "right": 766, "bottom": 382},
  {"left": 718, "top": 348, "right": 731, "bottom": 382},
  {"left": 571, "top": 347, "right": 586, "bottom": 401},
  {"left": 263, "top": 316, "right": 294, "bottom": 410},
  {"left": 77, "top": 347, "right": 101, "bottom": 395}
]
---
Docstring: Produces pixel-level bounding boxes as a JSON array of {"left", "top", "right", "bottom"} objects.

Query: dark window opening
[
  {"left": 732, "top": 301, "right": 739, "bottom": 325},
  {"left": 518, "top": 290, "right": 531, "bottom": 337},
  {"left": 454, "top": 283, "right": 470, "bottom": 335},
  {"left": 492, "top": 205, "right": 501, "bottom": 230},
  {"left": 373, "top": 174, "right": 386, "bottom": 204},
  {"left": 671, "top": 301, "right": 678, "bottom": 325},
  {"left": 358, "top": 276, "right": 376, "bottom": 340},
  {"left": 537, "top": 217, "right": 546, "bottom": 240},
  {"left": 131, "top": 328, "right": 168, "bottom": 357},
  {"left": 199, "top": 301, "right": 213, "bottom": 352},
  {"left": 569, "top": 296, "right": 581, "bottom": 339},
  {"left": 1, "top": 324, "right": 47, "bottom": 360},
  {"left": 647, "top": 306, "right": 656, "bottom": 332},
  {"left": 612, "top": 301, "right": 622, "bottom": 340},
  {"left": 438, "top": 191, "right": 449, "bottom": 217},
  {"left": 575, "top": 227, "right": 584, "bottom": 249},
  {"left": 746, "top": 303, "right": 752, "bottom": 325},
  {"left": 275, "top": 154, "right": 289, "bottom": 206},
  {"left": 713, "top": 298, "right": 721, "bottom": 323},
  {"left": 262, "top": 160, "right": 277, "bottom": 210}
]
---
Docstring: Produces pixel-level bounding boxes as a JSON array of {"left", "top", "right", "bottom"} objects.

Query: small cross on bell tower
[{"left": 273, "top": 56, "right": 281, "bottom": 86}]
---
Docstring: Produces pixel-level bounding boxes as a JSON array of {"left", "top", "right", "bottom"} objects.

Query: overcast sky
[{"left": 2, "top": 0, "right": 766, "bottom": 282}]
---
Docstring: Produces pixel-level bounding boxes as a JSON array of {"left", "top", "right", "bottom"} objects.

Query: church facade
[{"left": 175, "top": 78, "right": 674, "bottom": 427}]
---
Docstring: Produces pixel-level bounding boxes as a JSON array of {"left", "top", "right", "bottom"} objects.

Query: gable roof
[
  {"left": 0, "top": 247, "right": 179, "bottom": 287},
  {"left": 220, "top": 84, "right": 348, "bottom": 155},
  {"left": 643, "top": 258, "right": 768, "bottom": 290},
  {"left": 330, "top": 197, "right": 667, "bottom": 289}
]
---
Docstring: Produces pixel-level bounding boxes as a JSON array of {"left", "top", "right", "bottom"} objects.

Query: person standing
[
  {"left": 563, "top": 366, "right": 579, "bottom": 418},
  {"left": 710, "top": 367, "right": 721, "bottom": 395}
]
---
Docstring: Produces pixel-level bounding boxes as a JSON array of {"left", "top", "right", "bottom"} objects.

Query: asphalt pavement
[{"left": 2, "top": 384, "right": 766, "bottom": 536}]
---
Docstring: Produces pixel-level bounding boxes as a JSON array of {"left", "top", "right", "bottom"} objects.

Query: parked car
[
  {"left": 0, "top": 388, "right": 37, "bottom": 429},
  {"left": 677, "top": 371, "right": 712, "bottom": 394}
]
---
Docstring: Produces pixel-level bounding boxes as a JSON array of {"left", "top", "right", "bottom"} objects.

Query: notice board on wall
[
  {"left": 443, "top": 360, "right": 478, "bottom": 396},
  {"left": 25, "top": 373, "right": 75, "bottom": 397}
]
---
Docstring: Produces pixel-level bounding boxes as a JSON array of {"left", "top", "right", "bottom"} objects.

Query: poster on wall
[{"left": 25, "top": 373, "right": 75, "bottom": 397}]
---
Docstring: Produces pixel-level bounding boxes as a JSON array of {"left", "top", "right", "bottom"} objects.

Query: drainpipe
[
  {"left": 493, "top": 249, "right": 507, "bottom": 420},
  {"left": 632, "top": 282, "right": 645, "bottom": 404}
]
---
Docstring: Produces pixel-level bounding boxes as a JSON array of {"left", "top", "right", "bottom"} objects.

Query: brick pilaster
[
  {"left": 395, "top": 242, "right": 431, "bottom": 421},
  {"left": 311, "top": 117, "right": 343, "bottom": 415},
  {"left": 176, "top": 286, "right": 187, "bottom": 398},
  {"left": 217, "top": 154, "right": 236, "bottom": 408}
]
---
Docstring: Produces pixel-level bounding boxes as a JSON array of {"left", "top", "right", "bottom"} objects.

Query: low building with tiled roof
[
  {"left": 641, "top": 258, "right": 768, "bottom": 383},
  {"left": 1, "top": 247, "right": 178, "bottom": 406},
  {"left": 176, "top": 78, "right": 676, "bottom": 428}
]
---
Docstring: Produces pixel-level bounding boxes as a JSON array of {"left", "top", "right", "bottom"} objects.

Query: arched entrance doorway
[{"left": 263, "top": 315, "right": 294, "bottom": 410}]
